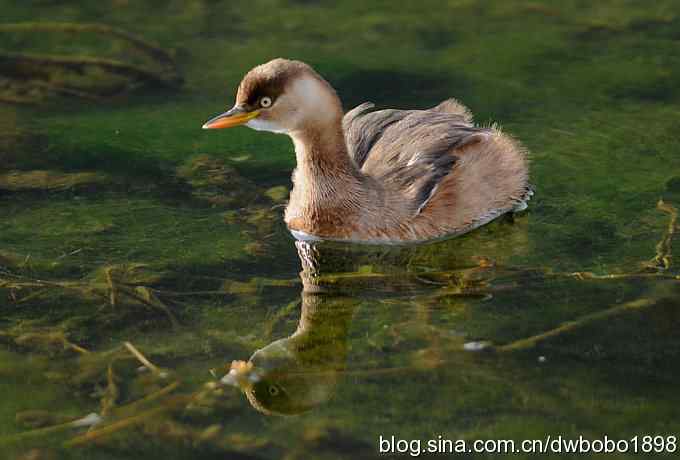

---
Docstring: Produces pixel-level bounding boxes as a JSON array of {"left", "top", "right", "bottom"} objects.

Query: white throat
[{"left": 246, "top": 117, "right": 286, "bottom": 133}]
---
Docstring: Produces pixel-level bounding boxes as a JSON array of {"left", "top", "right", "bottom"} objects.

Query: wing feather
[{"left": 342, "top": 99, "right": 489, "bottom": 215}]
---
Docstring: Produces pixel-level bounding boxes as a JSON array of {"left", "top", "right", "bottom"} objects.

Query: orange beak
[{"left": 202, "top": 106, "right": 260, "bottom": 129}]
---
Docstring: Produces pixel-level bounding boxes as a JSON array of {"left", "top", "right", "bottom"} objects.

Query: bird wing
[{"left": 342, "top": 98, "right": 490, "bottom": 216}]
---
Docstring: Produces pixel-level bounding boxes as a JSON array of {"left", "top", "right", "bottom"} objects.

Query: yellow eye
[
  {"left": 268, "top": 385, "right": 279, "bottom": 396},
  {"left": 260, "top": 96, "right": 272, "bottom": 108}
]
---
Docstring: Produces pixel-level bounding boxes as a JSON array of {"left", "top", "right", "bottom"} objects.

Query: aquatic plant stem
[
  {"left": 100, "top": 364, "right": 119, "bottom": 417},
  {"left": 0, "top": 22, "right": 176, "bottom": 67},
  {"left": 111, "top": 381, "right": 181, "bottom": 417},
  {"left": 644, "top": 199, "right": 677, "bottom": 271},
  {"left": 124, "top": 342, "right": 161, "bottom": 375},
  {"left": 498, "top": 297, "right": 654, "bottom": 352},
  {"left": 64, "top": 404, "right": 176, "bottom": 448},
  {"left": 105, "top": 267, "right": 117, "bottom": 307},
  {"left": 0, "top": 418, "right": 91, "bottom": 446}
]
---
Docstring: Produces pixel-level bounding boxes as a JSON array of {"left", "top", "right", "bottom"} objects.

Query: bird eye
[
  {"left": 268, "top": 385, "right": 279, "bottom": 396},
  {"left": 260, "top": 96, "right": 272, "bottom": 108}
]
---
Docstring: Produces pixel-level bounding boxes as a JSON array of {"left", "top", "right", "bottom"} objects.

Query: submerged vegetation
[
  {"left": 2, "top": 1, "right": 680, "bottom": 459},
  {"left": 1, "top": 191, "right": 677, "bottom": 458},
  {"left": 0, "top": 22, "right": 182, "bottom": 104}
]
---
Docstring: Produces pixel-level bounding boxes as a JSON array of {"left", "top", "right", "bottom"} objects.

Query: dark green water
[{"left": 1, "top": 1, "right": 680, "bottom": 459}]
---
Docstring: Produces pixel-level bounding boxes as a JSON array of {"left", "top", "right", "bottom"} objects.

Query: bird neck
[
  {"left": 289, "top": 121, "right": 363, "bottom": 198},
  {"left": 291, "top": 122, "right": 356, "bottom": 176}
]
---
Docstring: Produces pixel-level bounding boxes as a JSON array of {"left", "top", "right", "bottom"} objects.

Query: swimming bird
[{"left": 203, "top": 58, "right": 531, "bottom": 243}]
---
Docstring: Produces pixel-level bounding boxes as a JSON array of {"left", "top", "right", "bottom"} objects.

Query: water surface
[{"left": 1, "top": 1, "right": 680, "bottom": 459}]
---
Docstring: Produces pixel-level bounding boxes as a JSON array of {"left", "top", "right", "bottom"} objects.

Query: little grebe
[{"left": 203, "top": 58, "right": 531, "bottom": 243}]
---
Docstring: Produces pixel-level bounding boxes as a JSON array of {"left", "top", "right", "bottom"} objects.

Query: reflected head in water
[
  {"left": 222, "top": 241, "right": 358, "bottom": 416},
  {"left": 223, "top": 294, "right": 354, "bottom": 416}
]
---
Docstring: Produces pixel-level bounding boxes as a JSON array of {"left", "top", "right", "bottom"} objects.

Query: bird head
[{"left": 202, "top": 58, "right": 342, "bottom": 135}]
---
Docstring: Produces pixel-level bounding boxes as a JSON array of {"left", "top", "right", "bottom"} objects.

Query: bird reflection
[
  {"left": 223, "top": 219, "right": 530, "bottom": 415},
  {"left": 222, "top": 241, "right": 359, "bottom": 415}
]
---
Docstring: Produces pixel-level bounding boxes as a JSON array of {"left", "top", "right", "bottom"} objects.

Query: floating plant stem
[
  {"left": 0, "top": 413, "right": 101, "bottom": 446},
  {"left": 566, "top": 272, "right": 679, "bottom": 281},
  {"left": 498, "top": 297, "right": 655, "bottom": 352},
  {"left": 64, "top": 404, "right": 176, "bottom": 448},
  {"left": 0, "top": 52, "right": 181, "bottom": 88},
  {"left": 111, "top": 381, "right": 181, "bottom": 418},
  {"left": 105, "top": 267, "right": 117, "bottom": 308},
  {"left": 644, "top": 199, "right": 677, "bottom": 271},
  {"left": 123, "top": 341, "right": 161, "bottom": 376},
  {"left": 11, "top": 329, "right": 90, "bottom": 355},
  {"left": 0, "top": 22, "right": 176, "bottom": 67},
  {"left": 100, "top": 365, "right": 119, "bottom": 417},
  {"left": 122, "top": 287, "right": 180, "bottom": 328}
]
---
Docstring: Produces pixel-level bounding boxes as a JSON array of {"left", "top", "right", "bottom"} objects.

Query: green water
[{"left": 2, "top": 1, "right": 680, "bottom": 458}]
